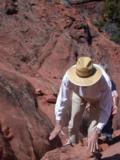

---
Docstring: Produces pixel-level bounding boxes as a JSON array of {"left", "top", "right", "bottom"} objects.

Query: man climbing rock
[{"left": 49, "top": 56, "right": 112, "bottom": 160}]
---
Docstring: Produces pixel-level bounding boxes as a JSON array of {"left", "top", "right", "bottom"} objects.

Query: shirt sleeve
[
  {"left": 55, "top": 73, "right": 72, "bottom": 121},
  {"left": 94, "top": 64, "right": 112, "bottom": 90},
  {"left": 111, "top": 80, "right": 117, "bottom": 97},
  {"left": 97, "top": 79, "right": 112, "bottom": 130}
]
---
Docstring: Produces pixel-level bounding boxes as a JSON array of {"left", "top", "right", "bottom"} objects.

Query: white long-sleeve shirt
[{"left": 55, "top": 64, "right": 112, "bottom": 130}]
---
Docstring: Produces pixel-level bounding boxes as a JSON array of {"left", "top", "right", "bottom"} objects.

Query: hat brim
[{"left": 67, "top": 64, "right": 102, "bottom": 86}]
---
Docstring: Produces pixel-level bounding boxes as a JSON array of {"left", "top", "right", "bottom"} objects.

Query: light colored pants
[{"left": 68, "top": 92, "right": 100, "bottom": 144}]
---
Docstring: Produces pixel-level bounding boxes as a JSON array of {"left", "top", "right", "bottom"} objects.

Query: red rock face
[
  {"left": 41, "top": 130, "right": 120, "bottom": 160},
  {"left": 0, "top": 67, "right": 62, "bottom": 160},
  {"left": 0, "top": 0, "right": 120, "bottom": 160}
]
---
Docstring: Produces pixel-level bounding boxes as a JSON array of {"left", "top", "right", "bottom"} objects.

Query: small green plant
[
  {"left": 104, "top": 0, "right": 120, "bottom": 25},
  {"left": 92, "top": 19, "right": 105, "bottom": 29},
  {"left": 92, "top": 0, "right": 120, "bottom": 43},
  {"left": 110, "top": 33, "right": 120, "bottom": 43}
]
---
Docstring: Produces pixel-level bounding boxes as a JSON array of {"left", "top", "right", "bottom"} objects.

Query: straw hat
[{"left": 67, "top": 57, "right": 102, "bottom": 86}]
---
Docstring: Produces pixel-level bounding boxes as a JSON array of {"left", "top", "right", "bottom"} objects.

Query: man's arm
[
  {"left": 111, "top": 80, "right": 119, "bottom": 115},
  {"left": 49, "top": 73, "right": 71, "bottom": 140},
  {"left": 97, "top": 88, "right": 112, "bottom": 131},
  {"left": 112, "top": 90, "right": 119, "bottom": 115},
  {"left": 88, "top": 86, "right": 112, "bottom": 153}
]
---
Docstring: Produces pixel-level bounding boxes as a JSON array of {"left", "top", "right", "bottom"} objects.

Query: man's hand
[
  {"left": 112, "top": 105, "right": 118, "bottom": 115},
  {"left": 49, "top": 123, "right": 62, "bottom": 140},
  {"left": 88, "top": 129, "right": 99, "bottom": 153},
  {"left": 49, "top": 126, "right": 61, "bottom": 140},
  {"left": 85, "top": 102, "right": 90, "bottom": 112}
]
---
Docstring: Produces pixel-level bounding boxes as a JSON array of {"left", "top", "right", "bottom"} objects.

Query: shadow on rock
[
  {"left": 102, "top": 154, "right": 120, "bottom": 160},
  {"left": 111, "top": 135, "right": 120, "bottom": 145}
]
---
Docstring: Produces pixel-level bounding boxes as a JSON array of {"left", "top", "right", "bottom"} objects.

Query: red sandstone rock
[
  {"left": 0, "top": 68, "right": 62, "bottom": 160},
  {"left": 0, "top": 0, "right": 120, "bottom": 160}
]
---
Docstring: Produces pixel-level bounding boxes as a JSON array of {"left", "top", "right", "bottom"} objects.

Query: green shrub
[
  {"left": 92, "top": 19, "right": 105, "bottom": 29},
  {"left": 104, "top": 0, "right": 120, "bottom": 25},
  {"left": 92, "top": 0, "right": 120, "bottom": 44},
  {"left": 110, "top": 33, "right": 120, "bottom": 43}
]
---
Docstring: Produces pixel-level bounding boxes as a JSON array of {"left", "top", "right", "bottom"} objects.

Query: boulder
[{"left": 0, "top": 68, "right": 62, "bottom": 160}]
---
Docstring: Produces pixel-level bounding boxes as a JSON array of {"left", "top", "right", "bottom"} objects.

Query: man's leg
[
  {"left": 101, "top": 115, "right": 113, "bottom": 144},
  {"left": 68, "top": 92, "right": 85, "bottom": 144}
]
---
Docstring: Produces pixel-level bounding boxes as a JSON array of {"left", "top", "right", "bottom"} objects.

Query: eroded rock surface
[
  {"left": 41, "top": 131, "right": 120, "bottom": 160},
  {"left": 0, "top": 67, "right": 61, "bottom": 160},
  {"left": 0, "top": 0, "right": 120, "bottom": 160}
]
